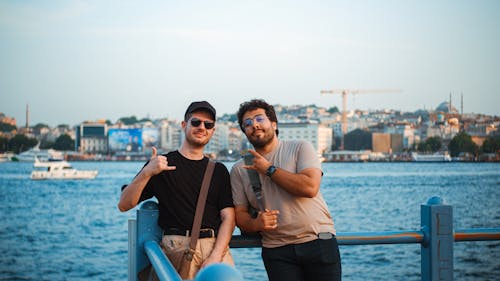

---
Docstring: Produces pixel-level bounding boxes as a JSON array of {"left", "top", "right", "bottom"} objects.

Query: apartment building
[
  {"left": 279, "top": 120, "right": 333, "bottom": 156},
  {"left": 75, "top": 122, "right": 108, "bottom": 153}
]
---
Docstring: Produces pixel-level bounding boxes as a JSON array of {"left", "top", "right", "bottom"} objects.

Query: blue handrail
[
  {"left": 143, "top": 240, "right": 182, "bottom": 281},
  {"left": 128, "top": 197, "right": 500, "bottom": 281}
]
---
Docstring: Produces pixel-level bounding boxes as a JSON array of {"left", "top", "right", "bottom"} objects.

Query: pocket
[
  {"left": 161, "top": 236, "right": 190, "bottom": 270},
  {"left": 318, "top": 237, "right": 341, "bottom": 264}
]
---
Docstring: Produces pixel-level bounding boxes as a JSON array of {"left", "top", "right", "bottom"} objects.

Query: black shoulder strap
[{"left": 247, "top": 170, "right": 265, "bottom": 211}]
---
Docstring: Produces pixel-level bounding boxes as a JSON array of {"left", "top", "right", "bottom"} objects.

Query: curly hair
[{"left": 237, "top": 99, "right": 279, "bottom": 136}]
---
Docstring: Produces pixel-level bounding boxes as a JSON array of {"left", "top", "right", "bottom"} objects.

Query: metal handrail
[
  {"left": 130, "top": 198, "right": 500, "bottom": 281},
  {"left": 144, "top": 240, "right": 182, "bottom": 281},
  {"left": 454, "top": 228, "right": 500, "bottom": 242},
  {"left": 229, "top": 228, "right": 500, "bottom": 248}
]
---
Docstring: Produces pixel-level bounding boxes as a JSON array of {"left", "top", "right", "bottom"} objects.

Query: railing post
[
  {"left": 128, "top": 219, "right": 137, "bottom": 281},
  {"left": 421, "top": 196, "right": 453, "bottom": 281},
  {"left": 134, "top": 201, "right": 162, "bottom": 281}
]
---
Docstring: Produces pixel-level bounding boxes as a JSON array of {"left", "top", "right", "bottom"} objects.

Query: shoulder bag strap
[
  {"left": 243, "top": 154, "right": 265, "bottom": 211},
  {"left": 188, "top": 159, "right": 216, "bottom": 254}
]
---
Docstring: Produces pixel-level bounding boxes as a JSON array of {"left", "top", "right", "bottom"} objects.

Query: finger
[
  {"left": 242, "top": 165, "right": 256, "bottom": 170},
  {"left": 151, "top": 147, "right": 157, "bottom": 159},
  {"left": 164, "top": 165, "right": 176, "bottom": 171},
  {"left": 248, "top": 149, "right": 262, "bottom": 158}
]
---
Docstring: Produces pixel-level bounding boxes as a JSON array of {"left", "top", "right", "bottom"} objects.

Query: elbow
[
  {"left": 303, "top": 185, "right": 320, "bottom": 198},
  {"left": 117, "top": 201, "right": 131, "bottom": 212},
  {"left": 117, "top": 203, "right": 126, "bottom": 212}
]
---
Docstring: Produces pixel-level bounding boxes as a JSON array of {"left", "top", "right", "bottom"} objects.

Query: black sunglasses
[{"left": 190, "top": 118, "right": 215, "bottom": 129}]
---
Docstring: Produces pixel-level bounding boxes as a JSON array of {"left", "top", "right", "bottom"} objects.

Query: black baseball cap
[{"left": 184, "top": 101, "right": 216, "bottom": 121}]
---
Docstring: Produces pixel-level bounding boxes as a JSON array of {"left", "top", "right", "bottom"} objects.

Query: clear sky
[{"left": 1, "top": 0, "right": 499, "bottom": 127}]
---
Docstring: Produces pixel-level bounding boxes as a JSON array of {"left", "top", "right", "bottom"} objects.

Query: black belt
[{"left": 163, "top": 228, "right": 216, "bottom": 238}]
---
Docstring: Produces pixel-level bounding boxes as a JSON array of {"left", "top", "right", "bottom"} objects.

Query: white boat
[
  {"left": 30, "top": 157, "right": 98, "bottom": 180},
  {"left": 14, "top": 145, "right": 64, "bottom": 162},
  {"left": 411, "top": 152, "right": 452, "bottom": 162}
]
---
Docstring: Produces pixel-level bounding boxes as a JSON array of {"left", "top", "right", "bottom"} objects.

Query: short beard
[
  {"left": 248, "top": 130, "right": 274, "bottom": 148},
  {"left": 185, "top": 130, "right": 210, "bottom": 148}
]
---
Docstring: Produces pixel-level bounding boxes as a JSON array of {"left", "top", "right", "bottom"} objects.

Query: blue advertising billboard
[{"left": 108, "top": 128, "right": 142, "bottom": 152}]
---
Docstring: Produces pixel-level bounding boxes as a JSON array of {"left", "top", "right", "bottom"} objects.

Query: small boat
[
  {"left": 13, "top": 145, "right": 64, "bottom": 162},
  {"left": 411, "top": 152, "right": 452, "bottom": 162},
  {"left": 30, "top": 157, "right": 98, "bottom": 180}
]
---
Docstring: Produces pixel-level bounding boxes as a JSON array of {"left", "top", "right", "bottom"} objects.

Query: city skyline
[
  {"left": 3, "top": 96, "right": 494, "bottom": 129},
  {"left": 1, "top": 1, "right": 499, "bottom": 127}
]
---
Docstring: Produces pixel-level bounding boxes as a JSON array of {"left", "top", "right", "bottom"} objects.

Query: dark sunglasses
[
  {"left": 243, "top": 114, "right": 267, "bottom": 128},
  {"left": 190, "top": 118, "right": 215, "bottom": 129}
]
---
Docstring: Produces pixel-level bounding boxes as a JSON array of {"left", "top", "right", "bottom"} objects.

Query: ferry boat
[
  {"left": 12, "top": 146, "right": 64, "bottom": 162},
  {"left": 30, "top": 157, "right": 98, "bottom": 180},
  {"left": 411, "top": 152, "right": 452, "bottom": 162}
]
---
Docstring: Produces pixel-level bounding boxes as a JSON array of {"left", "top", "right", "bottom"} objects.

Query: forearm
[
  {"left": 269, "top": 167, "right": 321, "bottom": 198},
  {"left": 209, "top": 208, "right": 235, "bottom": 260},
  {"left": 117, "top": 171, "right": 151, "bottom": 212},
  {"left": 235, "top": 210, "right": 261, "bottom": 233},
  {"left": 235, "top": 206, "right": 279, "bottom": 233}
]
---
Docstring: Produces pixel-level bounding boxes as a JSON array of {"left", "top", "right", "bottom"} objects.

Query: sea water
[{"left": 0, "top": 161, "right": 498, "bottom": 281}]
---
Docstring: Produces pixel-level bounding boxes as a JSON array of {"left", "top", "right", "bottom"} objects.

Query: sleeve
[
  {"left": 230, "top": 161, "right": 249, "bottom": 207},
  {"left": 216, "top": 162, "right": 234, "bottom": 210},
  {"left": 138, "top": 180, "right": 155, "bottom": 202},
  {"left": 297, "top": 141, "right": 322, "bottom": 172}
]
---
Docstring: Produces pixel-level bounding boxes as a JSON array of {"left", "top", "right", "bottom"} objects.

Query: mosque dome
[{"left": 435, "top": 101, "right": 458, "bottom": 113}]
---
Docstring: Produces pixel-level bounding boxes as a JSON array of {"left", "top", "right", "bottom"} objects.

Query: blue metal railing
[{"left": 128, "top": 197, "right": 500, "bottom": 281}]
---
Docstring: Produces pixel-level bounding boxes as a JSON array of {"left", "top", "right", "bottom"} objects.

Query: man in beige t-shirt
[{"left": 230, "top": 99, "right": 341, "bottom": 281}]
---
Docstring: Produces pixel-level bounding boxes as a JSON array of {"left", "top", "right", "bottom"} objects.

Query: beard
[{"left": 248, "top": 128, "right": 275, "bottom": 148}]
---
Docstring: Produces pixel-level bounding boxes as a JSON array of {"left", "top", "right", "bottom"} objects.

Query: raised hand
[
  {"left": 244, "top": 149, "right": 272, "bottom": 175},
  {"left": 143, "top": 147, "right": 176, "bottom": 177}
]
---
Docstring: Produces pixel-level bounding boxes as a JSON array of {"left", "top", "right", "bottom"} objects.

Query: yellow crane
[{"left": 320, "top": 88, "right": 402, "bottom": 150}]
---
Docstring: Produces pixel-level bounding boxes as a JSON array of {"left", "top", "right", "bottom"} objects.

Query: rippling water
[{"left": 0, "top": 162, "right": 499, "bottom": 281}]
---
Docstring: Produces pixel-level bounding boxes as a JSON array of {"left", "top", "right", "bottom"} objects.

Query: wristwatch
[{"left": 266, "top": 165, "right": 277, "bottom": 177}]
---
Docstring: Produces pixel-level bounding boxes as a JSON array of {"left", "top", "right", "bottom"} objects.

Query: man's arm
[
  {"left": 266, "top": 167, "right": 321, "bottom": 198},
  {"left": 117, "top": 147, "right": 176, "bottom": 212},
  {"left": 201, "top": 207, "right": 235, "bottom": 267},
  {"left": 234, "top": 205, "right": 279, "bottom": 234}
]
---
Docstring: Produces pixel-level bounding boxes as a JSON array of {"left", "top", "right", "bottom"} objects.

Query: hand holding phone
[{"left": 243, "top": 153, "right": 254, "bottom": 166}]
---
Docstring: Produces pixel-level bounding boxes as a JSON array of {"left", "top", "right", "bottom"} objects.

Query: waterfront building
[
  {"left": 205, "top": 121, "right": 230, "bottom": 156},
  {"left": 383, "top": 123, "right": 416, "bottom": 149},
  {"left": 279, "top": 120, "right": 333, "bottom": 157},
  {"left": 158, "top": 119, "right": 182, "bottom": 152},
  {"left": 227, "top": 126, "right": 244, "bottom": 154},
  {"left": 75, "top": 122, "right": 108, "bottom": 154}
]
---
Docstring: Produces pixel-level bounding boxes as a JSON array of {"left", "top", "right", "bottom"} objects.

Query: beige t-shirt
[{"left": 230, "top": 140, "right": 336, "bottom": 248}]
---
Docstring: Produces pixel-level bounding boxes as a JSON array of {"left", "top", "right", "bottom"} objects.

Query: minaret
[
  {"left": 461, "top": 93, "right": 463, "bottom": 116},
  {"left": 26, "top": 103, "right": 30, "bottom": 132},
  {"left": 449, "top": 92, "right": 452, "bottom": 113}
]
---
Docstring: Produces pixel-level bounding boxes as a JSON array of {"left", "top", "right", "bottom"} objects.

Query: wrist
[{"left": 265, "top": 165, "right": 277, "bottom": 177}]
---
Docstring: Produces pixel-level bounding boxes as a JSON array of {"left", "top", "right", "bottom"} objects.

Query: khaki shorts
[{"left": 161, "top": 235, "right": 234, "bottom": 280}]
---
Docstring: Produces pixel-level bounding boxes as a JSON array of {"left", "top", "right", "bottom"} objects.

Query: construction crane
[{"left": 320, "top": 88, "right": 402, "bottom": 150}]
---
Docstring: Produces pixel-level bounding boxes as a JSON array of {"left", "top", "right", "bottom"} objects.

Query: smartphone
[{"left": 243, "top": 153, "right": 254, "bottom": 165}]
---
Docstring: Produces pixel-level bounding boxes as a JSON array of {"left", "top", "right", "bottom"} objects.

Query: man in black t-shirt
[{"left": 118, "top": 101, "right": 235, "bottom": 280}]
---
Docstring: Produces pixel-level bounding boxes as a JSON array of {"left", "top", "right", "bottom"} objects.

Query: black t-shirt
[{"left": 138, "top": 150, "right": 234, "bottom": 232}]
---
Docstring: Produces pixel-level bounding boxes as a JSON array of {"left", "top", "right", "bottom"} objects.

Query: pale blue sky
[{"left": 1, "top": 0, "right": 499, "bottom": 127}]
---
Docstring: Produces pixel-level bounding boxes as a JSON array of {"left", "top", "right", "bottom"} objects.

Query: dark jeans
[{"left": 262, "top": 236, "right": 341, "bottom": 281}]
